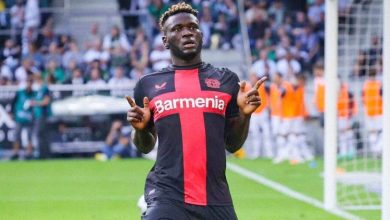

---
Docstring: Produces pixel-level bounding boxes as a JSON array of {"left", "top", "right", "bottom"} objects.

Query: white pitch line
[{"left": 227, "top": 162, "right": 362, "bottom": 220}]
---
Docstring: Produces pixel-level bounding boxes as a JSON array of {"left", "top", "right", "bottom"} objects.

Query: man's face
[{"left": 162, "top": 13, "right": 203, "bottom": 61}]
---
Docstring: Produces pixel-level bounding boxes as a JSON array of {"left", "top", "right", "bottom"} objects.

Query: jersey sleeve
[
  {"left": 133, "top": 77, "right": 155, "bottom": 129},
  {"left": 133, "top": 79, "right": 145, "bottom": 107},
  {"left": 225, "top": 70, "right": 240, "bottom": 119}
]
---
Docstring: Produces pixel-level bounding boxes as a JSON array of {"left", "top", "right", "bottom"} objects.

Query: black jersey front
[{"left": 134, "top": 62, "right": 240, "bottom": 206}]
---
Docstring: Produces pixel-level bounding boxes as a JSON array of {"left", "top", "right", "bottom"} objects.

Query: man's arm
[
  {"left": 132, "top": 127, "right": 157, "bottom": 154},
  {"left": 126, "top": 96, "right": 155, "bottom": 154},
  {"left": 225, "top": 113, "right": 251, "bottom": 153},
  {"left": 224, "top": 76, "right": 268, "bottom": 153}
]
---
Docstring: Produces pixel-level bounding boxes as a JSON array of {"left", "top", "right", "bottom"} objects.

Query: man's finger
[
  {"left": 143, "top": 97, "right": 150, "bottom": 109},
  {"left": 126, "top": 96, "right": 136, "bottom": 107},
  {"left": 247, "top": 96, "right": 261, "bottom": 103},
  {"left": 238, "top": 81, "right": 246, "bottom": 91},
  {"left": 249, "top": 101, "right": 261, "bottom": 105},
  {"left": 246, "top": 89, "right": 259, "bottom": 97},
  {"left": 254, "top": 76, "right": 268, "bottom": 89},
  {"left": 128, "top": 108, "right": 144, "bottom": 116}
]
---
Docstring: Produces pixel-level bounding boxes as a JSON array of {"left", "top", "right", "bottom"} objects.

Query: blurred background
[{"left": 0, "top": 0, "right": 385, "bottom": 219}]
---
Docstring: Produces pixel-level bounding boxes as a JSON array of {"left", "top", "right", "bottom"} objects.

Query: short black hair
[{"left": 159, "top": 2, "right": 198, "bottom": 31}]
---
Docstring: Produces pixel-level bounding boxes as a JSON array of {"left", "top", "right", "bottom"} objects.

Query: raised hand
[
  {"left": 236, "top": 76, "right": 268, "bottom": 115},
  {"left": 126, "top": 96, "right": 151, "bottom": 131}
]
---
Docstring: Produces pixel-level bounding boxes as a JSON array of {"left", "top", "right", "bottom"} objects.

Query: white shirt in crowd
[
  {"left": 84, "top": 49, "right": 110, "bottom": 63},
  {"left": 108, "top": 76, "right": 132, "bottom": 97},
  {"left": 0, "top": 64, "right": 12, "bottom": 80},
  {"left": 251, "top": 59, "right": 277, "bottom": 78},
  {"left": 150, "top": 49, "right": 171, "bottom": 71},
  {"left": 103, "top": 33, "right": 131, "bottom": 52},
  {"left": 87, "top": 79, "right": 106, "bottom": 86},
  {"left": 24, "top": 0, "right": 40, "bottom": 28},
  {"left": 14, "top": 66, "right": 38, "bottom": 87},
  {"left": 277, "top": 58, "right": 301, "bottom": 77}
]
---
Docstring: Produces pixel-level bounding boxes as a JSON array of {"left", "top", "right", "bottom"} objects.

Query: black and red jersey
[{"left": 134, "top": 62, "right": 240, "bottom": 206}]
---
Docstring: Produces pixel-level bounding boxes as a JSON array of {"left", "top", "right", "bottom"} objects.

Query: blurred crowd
[
  {"left": 0, "top": 0, "right": 384, "bottom": 161},
  {"left": 240, "top": 0, "right": 383, "bottom": 164},
  {"left": 0, "top": 0, "right": 381, "bottom": 88},
  {"left": 0, "top": 0, "right": 322, "bottom": 88}
]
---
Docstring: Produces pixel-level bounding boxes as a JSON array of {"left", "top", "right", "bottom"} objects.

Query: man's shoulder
[
  {"left": 203, "top": 63, "right": 238, "bottom": 77},
  {"left": 136, "top": 68, "right": 173, "bottom": 84}
]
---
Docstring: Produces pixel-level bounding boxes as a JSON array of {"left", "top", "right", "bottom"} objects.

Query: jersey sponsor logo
[
  {"left": 154, "top": 96, "right": 226, "bottom": 114},
  {"left": 205, "top": 78, "right": 221, "bottom": 88},
  {"left": 155, "top": 82, "right": 167, "bottom": 90}
]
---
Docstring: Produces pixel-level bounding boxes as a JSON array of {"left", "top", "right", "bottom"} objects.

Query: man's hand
[
  {"left": 237, "top": 76, "right": 268, "bottom": 115},
  {"left": 126, "top": 96, "right": 151, "bottom": 131}
]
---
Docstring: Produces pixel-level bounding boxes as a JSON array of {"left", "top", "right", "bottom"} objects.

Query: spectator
[
  {"left": 86, "top": 68, "right": 106, "bottom": 86},
  {"left": 313, "top": 62, "right": 325, "bottom": 126},
  {"left": 57, "top": 34, "right": 71, "bottom": 54},
  {"left": 10, "top": 0, "right": 25, "bottom": 34},
  {"left": 84, "top": 23, "right": 102, "bottom": 50},
  {"left": 24, "top": 0, "right": 40, "bottom": 30},
  {"left": 98, "top": 120, "right": 135, "bottom": 160},
  {"left": 130, "top": 28, "right": 149, "bottom": 74},
  {"left": 368, "top": 36, "right": 382, "bottom": 65},
  {"left": 103, "top": 25, "right": 131, "bottom": 52},
  {"left": 108, "top": 66, "right": 132, "bottom": 97},
  {"left": 147, "top": 0, "right": 169, "bottom": 33},
  {"left": 130, "top": 64, "right": 149, "bottom": 80},
  {"left": 10, "top": 75, "right": 35, "bottom": 160},
  {"left": 42, "top": 59, "right": 65, "bottom": 84},
  {"left": 14, "top": 57, "right": 37, "bottom": 86},
  {"left": 352, "top": 50, "right": 369, "bottom": 77},
  {"left": 213, "top": 13, "right": 230, "bottom": 49},
  {"left": 43, "top": 41, "right": 62, "bottom": 66},
  {"left": 87, "top": 59, "right": 109, "bottom": 81},
  {"left": 308, "top": 0, "right": 325, "bottom": 25},
  {"left": 199, "top": 1, "right": 213, "bottom": 48},
  {"left": 24, "top": 42, "right": 44, "bottom": 70},
  {"left": 2, "top": 38, "right": 21, "bottom": 71},
  {"left": 65, "top": 67, "right": 84, "bottom": 85},
  {"left": 247, "top": 5, "right": 269, "bottom": 42},
  {"left": 63, "top": 59, "right": 78, "bottom": 78},
  {"left": 0, "top": 56, "right": 12, "bottom": 83},
  {"left": 36, "top": 25, "right": 57, "bottom": 54},
  {"left": 337, "top": 80, "right": 357, "bottom": 159},
  {"left": 276, "top": 50, "right": 301, "bottom": 81},
  {"left": 66, "top": 68, "right": 87, "bottom": 97},
  {"left": 84, "top": 39, "right": 110, "bottom": 65},
  {"left": 149, "top": 35, "right": 170, "bottom": 71},
  {"left": 292, "top": 11, "right": 308, "bottom": 37},
  {"left": 268, "top": 0, "right": 285, "bottom": 26},
  {"left": 102, "top": 25, "right": 131, "bottom": 69},
  {"left": 296, "top": 25, "right": 320, "bottom": 67},
  {"left": 62, "top": 41, "right": 83, "bottom": 68},
  {"left": 21, "top": 26, "right": 38, "bottom": 56},
  {"left": 32, "top": 73, "right": 51, "bottom": 159},
  {"left": 251, "top": 49, "right": 277, "bottom": 78}
]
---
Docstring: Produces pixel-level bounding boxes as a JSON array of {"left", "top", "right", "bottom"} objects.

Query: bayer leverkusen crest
[{"left": 205, "top": 78, "right": 221, "bottom": 89}]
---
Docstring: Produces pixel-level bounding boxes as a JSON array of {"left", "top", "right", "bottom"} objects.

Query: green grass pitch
[{"left": 0, "top": 158, "right": 380, "bottom": 219}]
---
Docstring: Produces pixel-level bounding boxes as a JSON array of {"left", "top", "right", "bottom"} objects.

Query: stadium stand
[{"left": 0, "top": 0, "right": 379, "bottom": 162}]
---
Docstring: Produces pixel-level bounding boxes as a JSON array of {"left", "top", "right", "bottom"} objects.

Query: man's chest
[{"left": 142, "top": 70, "right": 233, "bottom": 121}]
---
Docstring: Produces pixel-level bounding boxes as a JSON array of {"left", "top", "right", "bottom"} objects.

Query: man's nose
[{"left": 182, "top": 27, "right": 194, "bottom": 37}]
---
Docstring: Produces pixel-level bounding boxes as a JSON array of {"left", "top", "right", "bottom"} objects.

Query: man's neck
[{"left": 171, "top": 54, "right": 202, "bottom": 67}]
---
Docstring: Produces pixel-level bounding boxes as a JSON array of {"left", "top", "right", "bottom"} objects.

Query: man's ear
[{"left": 162, "top": 36, "right": 169, "bottom": 49}]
